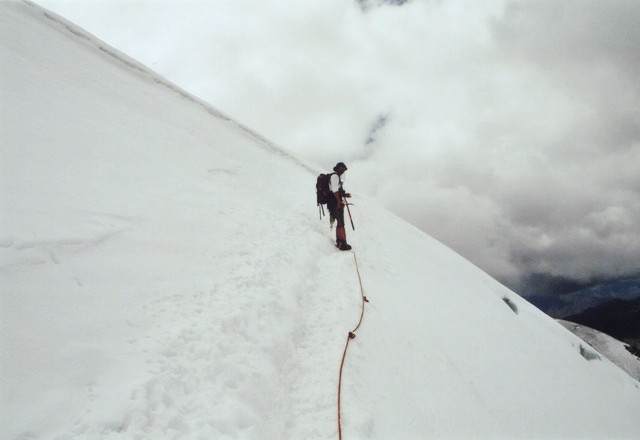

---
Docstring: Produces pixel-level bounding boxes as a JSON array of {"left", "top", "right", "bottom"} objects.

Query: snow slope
[
  {"left": 2, "top": 1, "right": 640, "bottom": 439},
  {"left": 559, "top": 320, "right": 640, "bottom": 383}
]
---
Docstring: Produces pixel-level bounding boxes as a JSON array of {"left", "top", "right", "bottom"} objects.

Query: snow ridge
[{"left": 24, "top": 0, "right": 315, "bottom": 175}]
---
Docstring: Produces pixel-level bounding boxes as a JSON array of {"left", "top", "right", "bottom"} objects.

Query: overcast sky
[{"left": 36, "top": 0, "right": 640, "bottom": 294}]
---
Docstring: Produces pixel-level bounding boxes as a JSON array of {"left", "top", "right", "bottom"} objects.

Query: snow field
[
  {"left": 338, "top": 201, "right": 640, "bottom": 438},
  {"left": 2, "top": 1, "right": 640, "bottom": 439}
]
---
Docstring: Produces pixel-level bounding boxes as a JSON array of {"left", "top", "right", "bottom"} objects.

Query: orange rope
[
  {"left": 337, "top": 251, "right": 368, "bottom": 440},
  {"left": 350, "top": 251, "right": 367, "bottom": 333},
  {"left": 337, "top": 332, "right": 353, "bottom": 440}
]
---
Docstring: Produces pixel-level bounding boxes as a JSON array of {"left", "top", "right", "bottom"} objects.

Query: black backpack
[{"left": 316, "top": 172, "right": 335, "bottom": 205}]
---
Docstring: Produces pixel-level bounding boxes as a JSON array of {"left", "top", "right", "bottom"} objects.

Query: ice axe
[{"left": 342, "top": 194, "right": 355, "bottom": 231}]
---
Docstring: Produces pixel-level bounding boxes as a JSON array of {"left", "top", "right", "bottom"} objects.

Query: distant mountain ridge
[
  {"left": 526, "top": 277, "right": 640, "bottom": 318},
  {"left": 526, "top": 278, "right": 640, "bottom": 356},
  {"left": 563, "top": 297, "right": 640, "bottom": 357}
]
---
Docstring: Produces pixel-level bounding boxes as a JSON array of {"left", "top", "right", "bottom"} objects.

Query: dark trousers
[{"left": 328, "top": 197, "right": 347, "bottom": 244}]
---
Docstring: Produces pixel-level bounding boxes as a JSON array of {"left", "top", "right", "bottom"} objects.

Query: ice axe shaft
[{"left": 343, "top": 196, "right": 355, "bottom": 230}]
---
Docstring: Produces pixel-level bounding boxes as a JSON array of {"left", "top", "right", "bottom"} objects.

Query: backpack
[{"left": 316, "top": 173, "right": 335, "bottom": 205}]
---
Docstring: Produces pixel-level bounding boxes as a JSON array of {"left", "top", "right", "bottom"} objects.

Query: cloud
[
  {"left": 493, "top": 1, "right": 640, "bottom": 80},
  {"left": 357, "top": 0, "right": 415, "bottom": 12},
  {"left": 37, "top": 0, "right": 640, "bottom": 294},
  {"left": 478, "top": 1, "right": 640, "bottom": 286},
  {"left": 345, "top": 0, "right": 640, "bottom": 290}
]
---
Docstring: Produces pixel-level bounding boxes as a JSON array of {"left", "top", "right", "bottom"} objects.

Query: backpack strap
[
  {"left": 336, "top": 173, "right": 344, "bottom": 194},
  {"left": 330, "top": 172, "right": 342, "bottom": 192}
]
